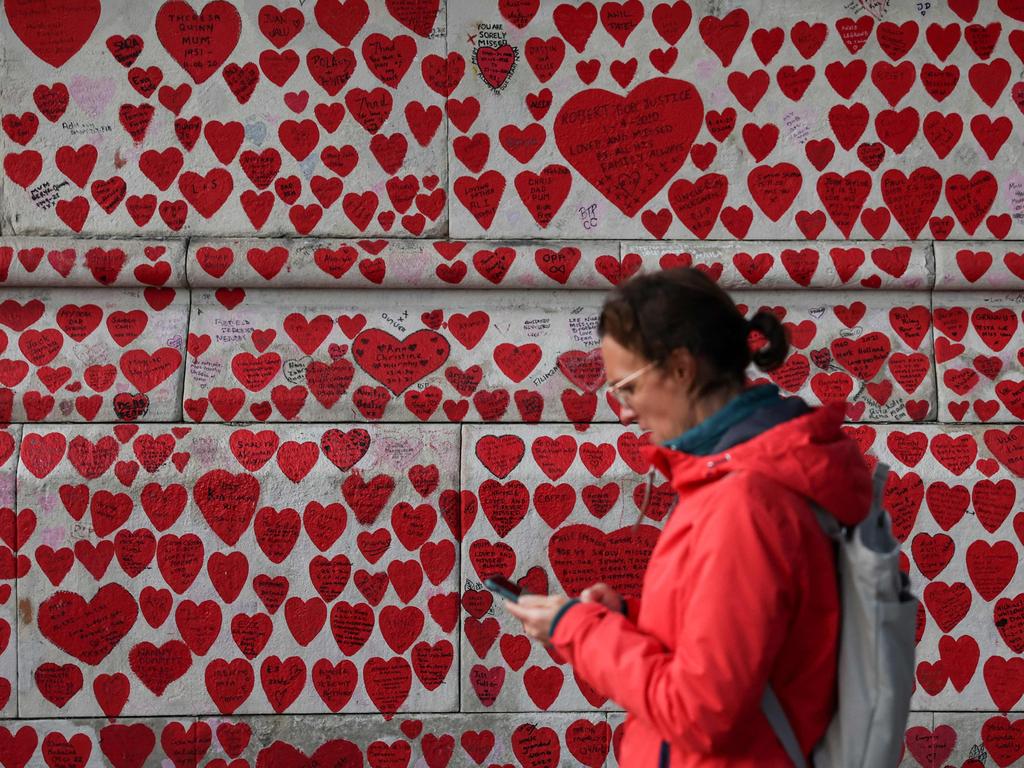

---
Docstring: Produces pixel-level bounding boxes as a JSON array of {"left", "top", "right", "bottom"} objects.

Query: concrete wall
[{"left": 1, "top": 0, "right": 1022, "bottom": 764}]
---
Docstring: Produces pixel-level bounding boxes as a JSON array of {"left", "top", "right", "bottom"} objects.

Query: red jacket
[{"left": 551, "top": 403, "right": 873, "bottom": 766}]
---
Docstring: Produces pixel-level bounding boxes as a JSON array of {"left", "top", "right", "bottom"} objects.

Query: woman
[{"left": 505, "top": 267, "right": 874, "bottom": 766}]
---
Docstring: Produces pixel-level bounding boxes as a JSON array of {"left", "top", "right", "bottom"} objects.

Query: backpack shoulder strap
[
  {"left": 762, "top": 685, "right": 808, "bottom": 767},
  {"left": 762, "top": 462, "right": 893, "bottom": 766}
]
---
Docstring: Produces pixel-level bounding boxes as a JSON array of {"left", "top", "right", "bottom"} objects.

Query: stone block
[
  {"left": 184, "top": 287, "right": 613, "bottom": 423},
  {"left": 16, "top": 423, "right": 460, "bottom": 717},
  {"left": 933, "top": 292, "right": 1023, "bottom": 423},
  {"left": 928, "top": 711, "right": 1024, "bottom": 768},
  {"left": 936, "top": 243, "right": 1024, "bottom": 291},
  {"left": 622, "top": 240, "right": 933, "bottom": 289},
  {"left": 447, "top": 0, "right": 1024, "bottom": 239},
  {"left": 607, "top": 710, "right": 935, "bottom": 766},
  {"left": 461, "top": 423, "right": 663, "bottom": 712},
  {"left": 199, "top": 712, "right": 613, "bottom": 767},
  {"left": 0, "top": 285, "right": 188, "bottom": 422},
  {"left": 739, "top": 289, "right": 935, "bottom": 421},
  {"left": 0, "top": 426, "right": 21, "bottom": 718},
  {"left": 0, "top": 717, "right": 199, "bottom": 767},
  {"left": 1, "top": 1, "right": 448, "bottom": 237},
  {"left": 0, "top": 236, "right": 187, "bottom": 287},
  {"left": 857, "top": 425, "right": 1024, "bottom": 712},
  {"left": 186, "top": 237, "right": 620, "bottom": 289}
]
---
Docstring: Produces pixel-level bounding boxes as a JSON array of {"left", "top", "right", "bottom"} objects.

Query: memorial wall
[{"left": 1, "top": 0, "right": 1023, "bottom": 765}]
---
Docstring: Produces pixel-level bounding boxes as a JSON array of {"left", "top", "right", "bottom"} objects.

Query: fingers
[
  {"left": 501, "top": 596, "right": 566, "bottom": 645},
  {"left": 581, "top": 582, "right": 610, "bottom": 598},
  {"left": 503, "top": 599, "right": 527, "bottom": 619},
  {"left": 580, "top": 582, "right": 621, "bottom": 610},
  {"left": 503, "top": 600, "right": 544, "bottom": 641}
]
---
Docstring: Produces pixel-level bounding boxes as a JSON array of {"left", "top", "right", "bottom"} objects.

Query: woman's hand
[
  {"left": 503, "top": 594, "right": 570, "bottom": 644},
  {"left": 580, "top": 582, "right": 624, "bottom": 613}
]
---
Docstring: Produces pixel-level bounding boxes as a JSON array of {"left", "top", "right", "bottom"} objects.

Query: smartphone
[{"left": 484, "top": 575, "right": 526, "bottom": 602}]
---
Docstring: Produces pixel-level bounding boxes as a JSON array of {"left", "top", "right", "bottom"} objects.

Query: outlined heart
[{"left": 352, "top": 329, "right": 450, "bottom": 395}]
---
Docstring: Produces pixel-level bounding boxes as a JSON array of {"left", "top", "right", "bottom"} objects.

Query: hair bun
[{"left": 748, "top": 309, "right": 790, "bottom": 371}]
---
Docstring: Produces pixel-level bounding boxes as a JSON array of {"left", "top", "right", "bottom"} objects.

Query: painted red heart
[
  {"left": 667, "top": 173, "right": 728, "bottom": 238},
  {"left": 967, "top": 539, "right": 1017, "bottom": 601},
  {"left": 880, "top": 167, "right": 942, "bottom": 239},
  {"left": 904, "top": 725, "right": 956, "bottom": 768},
  {"left": 945, "top": 171, "right": 996, "bottom": 236},
  {"left": 553, "top": 78, "right": 703, "bottom": 217},
  {"left": 193, "top": 470, "right": 259, "bottom": 546},
  {"left": 363, "top": 656, "right": 412, "bottom": 718},
  {"left": 37, "top": 583, "right": 138, "bottom": 665},
  {"left": 984, "top": 656, "right": 1024, "bottom": 712},
  {"left": 259, "top": 655, "right": 305, "bottom": 712},
  {"left": 98, "top": 722, "right": 156, "bottom": 768},
  {"left": 156, "top": 1, "right": 241, "bottom": 84},
  {"left": 312, "top": 658, "right": 358, "bottom": 712},
  {"left": 548, "top": 524, "right": 659, "bottom": 597},
  {"left": 748, "top": 163, "right": 802, "bottom": 222},
  {"left": 698, "top": 9, "right": 749, "bottom": 66},
  {"left": 352, "top": 329, "right": 449, "bottom": 395},
  {"left": 341, "top": 473, "right": 395, "bottom": 525},
  {"left": 385, "top": 0, "right": 439, "bottom": 37},
  {"left": 5, "top": 0, "right": 100, "bottom": 67}
]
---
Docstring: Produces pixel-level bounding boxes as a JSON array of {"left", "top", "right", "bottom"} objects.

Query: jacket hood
[{"left": 641, "top": 401, "right": 873, "bottom": 527}]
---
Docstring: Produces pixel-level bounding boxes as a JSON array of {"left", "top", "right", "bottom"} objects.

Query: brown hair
[
  {"left": 598, "top": 267, "right": 789, "bottom": 395},
  {"left": 601, "top": 267, "right": 790, "bottom": 529}
]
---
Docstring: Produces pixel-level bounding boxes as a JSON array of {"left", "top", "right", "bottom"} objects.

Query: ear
[{"left": 667, "top": 347, "right": 696, "bottom": 385}]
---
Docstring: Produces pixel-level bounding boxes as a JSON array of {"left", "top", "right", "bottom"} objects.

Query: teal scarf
[{"left": 662, "top": 384, "right": 781, "bottom": 456}]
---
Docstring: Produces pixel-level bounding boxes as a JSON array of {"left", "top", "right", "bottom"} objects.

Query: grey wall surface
[{"left": 1, "top": 0, "right": 1023, "bottom": 765}]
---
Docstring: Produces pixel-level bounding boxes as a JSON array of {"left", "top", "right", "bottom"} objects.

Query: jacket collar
[
  {"left": 660, "top": 384, "right": 782, "bottom": 456},
  {"left": 642, "top": 400, "right": 847, "bottom": 490}
]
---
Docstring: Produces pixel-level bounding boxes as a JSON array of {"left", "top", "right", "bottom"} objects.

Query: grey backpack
[{"left": 762, "top": 462, "right": 919, "bottom": 768}]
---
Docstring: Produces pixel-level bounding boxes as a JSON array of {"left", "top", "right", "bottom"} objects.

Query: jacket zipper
[{"left": 659, "top": 739, "right": 670, "bottom": 767}]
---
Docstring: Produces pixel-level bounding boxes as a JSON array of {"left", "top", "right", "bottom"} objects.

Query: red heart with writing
[
  {"left": 6, "top": 0, "right": 100, "bottom": 67},
  {"left": 554, "top": 78, "right": 703, "bottom": 216},
  {"left": 352, "top": 329, "right": 450, "bottom": 395},
  {"left": 548, "top": 524, "right": 659, "bottom": 597},
  {"left": 37, "top": 583, "right": 138, "bottom": 665},
  {"left": 156, "top": 1, "right": 241, "bottom": 84}
]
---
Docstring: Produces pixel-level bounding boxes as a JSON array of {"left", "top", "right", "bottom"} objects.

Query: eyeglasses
[{"left": 606, "top": 362, "right": 656, "bottom": 407}]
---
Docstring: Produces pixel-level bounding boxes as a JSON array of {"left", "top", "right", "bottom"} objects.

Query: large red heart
[
  {"left": 5, "top": 0, "right": 100, "bottom": 68},
  {"left": 904, "top": 725, "right": 956, "bottom": 768},
  {"left": 352, "top": 329, "right": 450, "bottom": 395},
  {"left": 548, "top": 524, "right": 659, "bottom": 597},
  {"left": 553, "top": 77, "right": 703, "bottom": 217},
  {"left": 363, "top": 656, "right": 412, "bottom": 717},
  {"left": 155, "top": 1, "right": 241, "bottom": 84},
  {"left": 193, "top": 469, "right": 260, "bottom": 546},
  {"left": 98, "top": 723, "right": 156, "bottom": 768},
  {"left": 37, "top": 583, "right": 138, "bottom": 665},
  {"left": 386, "top": 0, "right": 440, "bottom": 37},
  {"left": 129, "top": 639, "right": 192, "bottom": 695}
]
